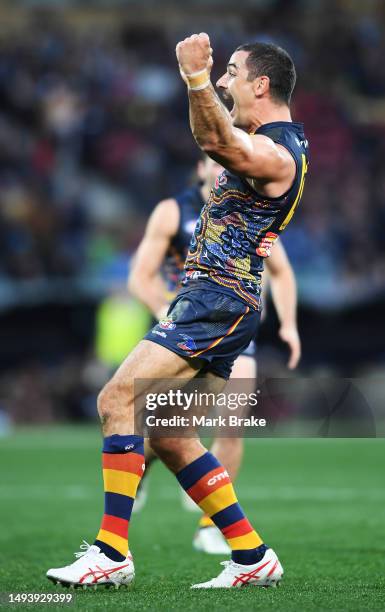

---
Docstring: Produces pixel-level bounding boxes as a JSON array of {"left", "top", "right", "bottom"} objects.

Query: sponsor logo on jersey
[
  {"left": 177, "top": 334, "right": 196, "bottom": 352},
  {"left": 159, "top": 318, "right": 176, "bottom": 330},
  {"left": 185, "top": 270, "right": 208, "bottom": 281},
  {"left": 256, "top": 232, "right": 278, "bottom": 257},
  {"left": 207, "top": 470, "right": 229, "bottom": 486}
]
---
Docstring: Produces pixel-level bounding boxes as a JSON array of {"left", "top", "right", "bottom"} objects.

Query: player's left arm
[
  {"left": 176, "top": 33, "right": 295, "bottom": 184},
  {"left": 265, "top": 240, "right": 301, "bottom": 369}
]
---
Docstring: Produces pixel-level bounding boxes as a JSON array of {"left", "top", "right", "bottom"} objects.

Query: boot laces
[
  {"left": 74, "top": 540, "right": 93, "bottom": 559},
  {"left": 219, "top": 560, "right": 235, "bottom": 576}
]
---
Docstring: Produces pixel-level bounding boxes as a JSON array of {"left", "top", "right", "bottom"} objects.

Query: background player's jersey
[
  {"left": 185, "top": 121, "right": 309, "bottom": 311},
  {"left": 162, "top": 184, "right": 205, "bottom": 299}
]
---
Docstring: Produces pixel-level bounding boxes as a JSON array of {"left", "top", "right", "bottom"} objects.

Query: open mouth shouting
[{"left": 220, "top": 89, "right": 235, "bottom": 116}]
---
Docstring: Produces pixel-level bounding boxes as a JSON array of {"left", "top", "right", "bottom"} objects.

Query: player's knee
[
  {"left": 97, "top": 381, "right": 122, "bottom": 425},
  {"left": 97, "top": 384, "right": 110, "bottom": 422}
]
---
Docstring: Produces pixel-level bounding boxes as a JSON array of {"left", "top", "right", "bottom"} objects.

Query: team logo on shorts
[
  {"left": 159, "top": 318, "right": 176, "bottom": 330},
  {"left": 177, "top": 334, "right": 196, "bottom": 352}
]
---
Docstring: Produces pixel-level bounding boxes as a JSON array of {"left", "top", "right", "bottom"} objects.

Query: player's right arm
[
  {"left": 176, "top": 34, "right": 296, "bottom": 196},
  {"left": 128, "top": 199, "right": 179, "bottom": 319}
]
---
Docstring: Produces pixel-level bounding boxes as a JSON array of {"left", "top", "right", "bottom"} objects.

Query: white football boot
[
  {"left": 191, "top": 548, "right": 283, "bottom": 588},
  {"left": 46, "top": 541, "right": 134, "bottom": 589},
  {"left": 193, "top": 527, "right": 231, "bottom": 555}
]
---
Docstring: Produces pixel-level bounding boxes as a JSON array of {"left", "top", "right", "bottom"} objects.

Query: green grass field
[{"left": 0, "top": 426, "right": 384, "bottom": 611}]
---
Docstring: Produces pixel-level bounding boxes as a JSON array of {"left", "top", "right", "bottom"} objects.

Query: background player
[{"left": 129, "top": 155, "right": 301, "bottom": 555}]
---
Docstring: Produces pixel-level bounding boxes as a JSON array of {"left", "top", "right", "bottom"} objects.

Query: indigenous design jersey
[
  {"left": 184, "top": 121, "right": 309, "bottom": 310},
  {"left": 163, "top": 184, "right": 205, "bottom": 299}
]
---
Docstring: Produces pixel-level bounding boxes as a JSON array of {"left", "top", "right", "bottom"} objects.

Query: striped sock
[
  {"left": 199, "top": 515, "right": 214, "bottom": 528},
  {"left": 94, "top": 434, "right": 145, "bottom": 561},
  {"left": 177, "top": 452, "right": 267, "bottom": 565}
]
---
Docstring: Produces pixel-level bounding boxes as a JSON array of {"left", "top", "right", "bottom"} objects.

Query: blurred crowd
[
  {"left": 1, "top": 0, "right": 385, "bottom": 424},
  {"left": 0, "top": 1, "right": 384, "bottom": 307}
]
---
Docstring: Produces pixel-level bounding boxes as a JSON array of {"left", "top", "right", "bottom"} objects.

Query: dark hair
[{"left": 236, "top": 42, "right": 296, "bottom": 105}]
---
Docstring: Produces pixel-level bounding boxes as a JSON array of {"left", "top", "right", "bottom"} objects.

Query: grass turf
[{"left": 0, "top": 426, "right": 384, "bottom": 611}]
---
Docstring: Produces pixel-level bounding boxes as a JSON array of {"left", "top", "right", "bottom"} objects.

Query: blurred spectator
[{"left": 0, "top": 2, "right": 383, "bottom": 305}]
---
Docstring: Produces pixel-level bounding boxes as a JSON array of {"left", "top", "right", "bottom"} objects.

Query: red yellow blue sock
[
  {"left": 94, "top": 434, "right": 145, "bottom": 561},
  {"left": 199, "top": 515, "right": 214, "bottom": 528},
  {"left": 177, "top": 452, "right": 267, "bottom": 565}
]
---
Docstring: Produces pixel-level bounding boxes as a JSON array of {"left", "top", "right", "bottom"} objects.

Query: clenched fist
[{"left": 176, "top": 32, "right": 213, "bottom": 76}]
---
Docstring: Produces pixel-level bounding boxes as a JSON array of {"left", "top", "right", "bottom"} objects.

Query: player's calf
[
  {"left": 149, "top": 436, "right": 206, "bottom": 474},
  {"left": 153, "top": 439, "right": 273, "bottom": 569}
]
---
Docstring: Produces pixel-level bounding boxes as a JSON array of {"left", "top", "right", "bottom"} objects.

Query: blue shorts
[{"left": 145, "top": 284, "right": 260, "bottom": 380}]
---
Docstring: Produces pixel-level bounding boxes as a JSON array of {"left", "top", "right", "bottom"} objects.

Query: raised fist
[{"left": 176, "top": 32, "right": 212, "bottom": 76}]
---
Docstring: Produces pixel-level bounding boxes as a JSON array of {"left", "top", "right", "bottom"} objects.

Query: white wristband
[
  {"left": 184, "top": 68, "right": 211, "bottom": 91},
  {"left": 184, "top": 68, "right": 209, "bottom": 78},
  {"left": 189, "top": 80, "right": 211, "bottom": 91}
]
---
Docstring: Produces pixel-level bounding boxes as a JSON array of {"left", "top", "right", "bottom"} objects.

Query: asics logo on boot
[{"left": 79, "top": 563, "right": 131, "bottom": 584}]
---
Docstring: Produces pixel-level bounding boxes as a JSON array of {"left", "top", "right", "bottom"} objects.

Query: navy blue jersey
[
  {"left": 162, "top": 184, "right": 205, "bottom": 298},
  {"left": 185, "top": 122, "right": 309, "bottom": 310}
]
